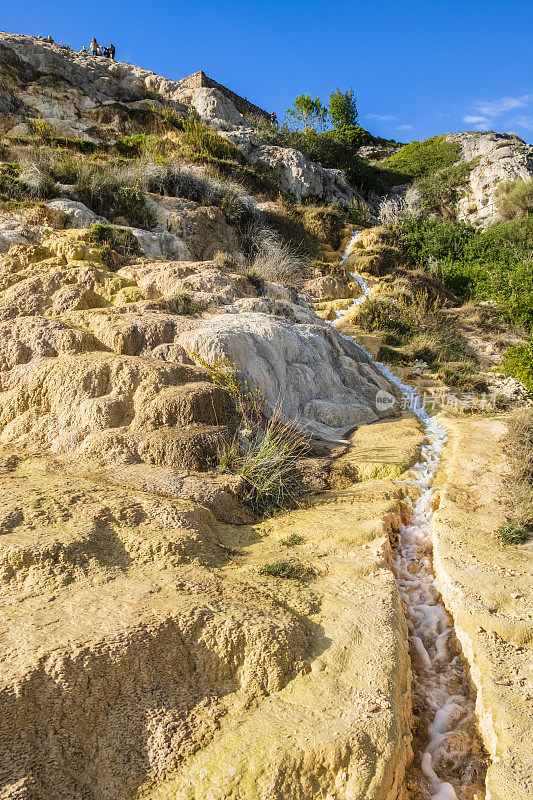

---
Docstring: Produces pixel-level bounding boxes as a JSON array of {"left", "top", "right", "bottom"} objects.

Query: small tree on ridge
[
  {"left": 329, "top": 87, "right": 358, "bottom": 130},
  {"left": 285, "top": 94, "right": 328, "bottom": 132}
]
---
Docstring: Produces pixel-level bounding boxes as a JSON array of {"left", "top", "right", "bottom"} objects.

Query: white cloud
[
  {"left": 476, "top": 94, "right": 533, "bottom": 117},
  {"left": 366, "top": 113, "right": 394, "bottom": 121},
  {"left": 396, "top": 124, "right": 413, "bottom": 130},
  {"left": 509, "top": 114, "right": 533, "bottom": 131},
  {"left": 463, "top": 115, "right": 489, "bottom": 125}
]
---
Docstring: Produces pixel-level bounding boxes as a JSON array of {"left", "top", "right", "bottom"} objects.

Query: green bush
[
  {"left": 498, "top": 523, "right": 529, "bottom": 545},
  {"left": 115, "top": 134, "right": 161, "bottom": 158},
  {"left": 180, "top": 118, "right": 242, "bottom": 162},
  {"left": 497, "top": 178, "right": 533, "bottom": 220},
  {"left": 383, "top": 135, "right": 462, "bottom": 181},
  {"left": 151, "top": 104, "right": 184, "bottom": 129},
  {"left": 390, "top": 216, "right": 533, "bottom": 328},
  {"left": 0, "top": 162, "right": 26, "bottom": 202},
  {"left": 502, "top": 338, "right": 533, "bottom": 391}
]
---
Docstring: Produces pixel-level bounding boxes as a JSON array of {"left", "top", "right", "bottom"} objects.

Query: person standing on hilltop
[
  {"left": 90, "top": 37, "right": 98, "bottom": 55},
  {"left": 109, "top": 43, "right": 115, "bottom": 60}
]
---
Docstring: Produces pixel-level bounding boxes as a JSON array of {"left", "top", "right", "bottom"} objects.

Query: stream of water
[{"left": 333, "top": 233, "right": 487, "bottom": 799}]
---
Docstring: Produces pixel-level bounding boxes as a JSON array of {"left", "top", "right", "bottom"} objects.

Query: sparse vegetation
[
  {"left": 498, "top": 409, "right": 533, "bottom": 544},
  {"left": 260, "top": 560, "right": 306, "bottom": 579},
  {"left": 193, "top": 356, "right": 310, "bottom": 514},
  {"left": 251, "top": 230, "right": 308, "bottom": 287},
  {"left": 162, "top": 292, "right": 206, "bottom": 316},
  {"left": 355, "top": 287, "right": 483, "bottom": 388},
  {"left": 496, "top": 178, "right": 533, "bottom": 221},
  {"left": 281, "top": 533, "right": 304, "bottom": 547}
]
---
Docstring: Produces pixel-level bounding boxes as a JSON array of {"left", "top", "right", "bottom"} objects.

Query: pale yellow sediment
[{"left": 432, "top": 415, "right": 533, "bottom": 800}]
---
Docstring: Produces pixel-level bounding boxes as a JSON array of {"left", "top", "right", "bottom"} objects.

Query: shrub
[
  {"left": 0, "top": 162, "right": 28, "bottom": 202},
  {"left": 192, "top": 355, "right": 262, "bottom": 422},
  {"left": 28, "top": 119, "right": 53, "bottom": 140},
  {"left": 497, "top": 178, "right": 533, "bottom": 220},
  {"left": 194, "top": 356, "right": 310, "bottom": 513},
  {"left": 498, "top": 523, "right": 529, "bottom": 545},
  {"left": 502, "top": 339, "right": 533, "bottom": 392},
  {"left": 436, "top": 363, "right": 488, "bottom": 392},
  {"left": 218, "top": 407, "right": 310, "bottom": 513},
  {"left": 90, "top": 223, "right": 139, "bottom": 253},
  {"left": 389, "top": 215, "right": 533, "bottom": 328},
  {"left": 245, "top": 113, "right": 283, "bottom": 144},
  {"left": 115, "top": 134, "right": 162, "bottom": 158},
  {"left": 383, "top": 135, "right": 462, "bottom": 181},
  {"left": 151, "top": 104, "right": 184, "bottom": 129},
  {"left": 180, "top": 117, "right": 241, "bottom": 161},
  {"left": 163, "top": 292, "right": 205, "bottom": 316}
]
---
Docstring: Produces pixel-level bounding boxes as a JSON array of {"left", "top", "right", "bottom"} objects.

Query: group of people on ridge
[{"left": 81, "top": 39, "right": 115, "bottom": 59}]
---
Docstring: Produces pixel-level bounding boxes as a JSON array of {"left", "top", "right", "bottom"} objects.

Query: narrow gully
[{"left": 331, "top": 232, "right": 488, "bottom": 799}]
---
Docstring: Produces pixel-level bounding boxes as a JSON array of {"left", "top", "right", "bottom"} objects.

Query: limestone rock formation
[{"left": 447, "top": 131, "right": 533, "bottom": 227}]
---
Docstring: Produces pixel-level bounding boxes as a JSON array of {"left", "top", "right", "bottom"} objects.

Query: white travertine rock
[
  {"left": 446, "top": 132, "right": 533, "bottom": 227},
  {"left": 47, "top": 199, "right": 108, "bottom": 228},
  {"left": 177, "top": 311, "right": 397, "bottom": 439}
]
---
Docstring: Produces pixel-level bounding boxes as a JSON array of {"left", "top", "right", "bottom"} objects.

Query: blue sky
[{"left": 2, "top": 0, "right": 532, "bottom": 143}]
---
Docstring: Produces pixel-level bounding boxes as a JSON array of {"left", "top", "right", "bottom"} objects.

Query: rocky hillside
[
  {"left": 0, "top": 31, "right": 531, "bottom": 800},
  {"left": 0, "top": 32, "right": 362, "bottom": 205},
  {"left": 0, "top": 33, "right": 406, "bottom": 800}
]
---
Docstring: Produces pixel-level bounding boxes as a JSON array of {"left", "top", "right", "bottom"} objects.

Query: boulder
[
  {"left": 304, "top": 275, "right": 349, "bottom": 300},
  {"left": 178, "top": 311, "right": 397, "bottom": 440},
  {"left": 47, "top": 199, "right": 108, "bottom": 228}
]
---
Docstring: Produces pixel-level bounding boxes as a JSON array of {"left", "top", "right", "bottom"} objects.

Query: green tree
[
  {"left": 328, "top": 87, "right": 358, "bottom": 130},
  {"left": 285, "top": 94, "right": 328, "bottom": 132}
]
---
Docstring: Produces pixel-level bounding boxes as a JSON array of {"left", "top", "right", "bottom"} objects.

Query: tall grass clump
[
  {"left": 498, "top": 409, "right": 533, "bottom": 544},
  {"left": 193, "top": 355, "right": 310, "bottom": 514},
  {"left": 250, "top": 229, "right": 309, "bottom": 287}
]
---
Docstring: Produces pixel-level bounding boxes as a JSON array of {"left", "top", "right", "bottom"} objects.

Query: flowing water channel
[{"left": 332, "top": 233, "right": 487, "bottom": 799}]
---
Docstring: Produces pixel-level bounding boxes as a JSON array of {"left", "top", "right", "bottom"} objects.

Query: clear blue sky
[{"left": 2, "top": 0, "right": 532, "bottom": 143}]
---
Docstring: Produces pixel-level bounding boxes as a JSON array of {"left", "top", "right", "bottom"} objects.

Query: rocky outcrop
[
  {"left": 446, "top": 132, "right": 533, "bottom": 227},
  {"left": 221, "top": 125, "right": 360, "bottom": 204},
  {"left": 0, "top": 32, "right": 366, "bottom": 207}
]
